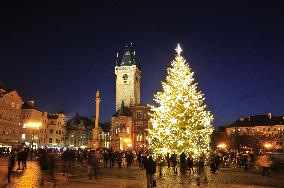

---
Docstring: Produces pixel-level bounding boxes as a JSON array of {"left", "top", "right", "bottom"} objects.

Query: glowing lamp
[
  {"left": 217, "top": 143, "right": 227, "bottom": 149},
  {"left": 264, "top": 143, "right": 273, "bottom": 149}
]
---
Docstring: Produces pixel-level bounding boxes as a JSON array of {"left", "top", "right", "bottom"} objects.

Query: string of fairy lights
[{"left": 147, "top": 44, "right": 214, "bottom": 160}]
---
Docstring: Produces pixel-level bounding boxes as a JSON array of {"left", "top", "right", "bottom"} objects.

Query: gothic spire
[{"left": 120, "top": 43, "right": 138, "bottom": 66}]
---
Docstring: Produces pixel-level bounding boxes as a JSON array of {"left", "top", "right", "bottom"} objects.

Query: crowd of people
[{"left": 3, "top": 145, "right": 281, "bottom": 187}]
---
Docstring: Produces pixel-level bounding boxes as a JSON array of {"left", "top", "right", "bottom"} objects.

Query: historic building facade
[
  {"left": 45, "top": 113, "right": 66, "bottom": 147},
  {"left": 21, "top": 100, "right": 66, "bottom": 148},
  {"left": 65, "top": 113, "right": 93, "bottom": 147},
  {"left": 226, "top": 113, "right": 284, "bottom": 149},
  {"left": 111, "top": 44, "right": 150, "bottom": 150},
  {"left": 226, "top": 113, "right": 284, "bottom": 136},
  {"left": 0, "top": 82, "right": 23, "bottom": 147},
  {"left": 21, "top": 100, "right": 48, "bottom": 148}
]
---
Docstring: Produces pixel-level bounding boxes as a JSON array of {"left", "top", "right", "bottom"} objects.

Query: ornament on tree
[{"left": 148, "top": 44, "right": 214, "bottom": 160}]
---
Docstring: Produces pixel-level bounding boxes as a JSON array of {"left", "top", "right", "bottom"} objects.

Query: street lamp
[
  {"left": 23, "top": 122, "right": 42, "bottom": 150},
  {"left": 217, "top": 143, "right": 227, "bottom": 149}
]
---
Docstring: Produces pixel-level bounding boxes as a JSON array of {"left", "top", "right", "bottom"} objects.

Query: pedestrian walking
[
  {"left": 170, "top": 153, "right": 178, "bottom": 174},
  {"left": 22, "top": 148, "right": 28, "bottom": 170},
  {"left": 39, "top": 149, "right": 49, "bottom": 186},
  {"left": 187, "top": 154, "right": 194, "bottom": 174},
  {"left": 145, "top": 156, "right": 156, "bottom": 188},
  {"left": 7, "top": 149, "right": 15, "bottom": 183},
  {"left": 16, "top": 148, "right": 23, "bottom": 170},
  {"left": 256, "top": 155, "right": 273, "bottom": 176},
  {"left": 180, "top": 152, "right": 187, "bottom": 174},
  {"left": 48, "top": 150, "right": 57, "bottom": 187},
  {"left": 166, "top": 153, "right": 170, "bottom": 169},
  {"left": 157, "top": 155, "right": 163, "bottom": 177}
]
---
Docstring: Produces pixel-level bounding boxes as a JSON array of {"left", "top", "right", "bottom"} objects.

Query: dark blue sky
[{"left": 1, "top": 1, "right": 284, "bottom": 126}]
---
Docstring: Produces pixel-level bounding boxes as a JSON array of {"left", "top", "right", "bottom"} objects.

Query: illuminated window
[
  {"left": 127, "top": 127, "right": 130, "bottom": 133},
  {"left": 22, "top": 133, "right": 26, "bottom": 140},
  {"left": 136, "top": 112, "right": 143, "bottom": 119}
]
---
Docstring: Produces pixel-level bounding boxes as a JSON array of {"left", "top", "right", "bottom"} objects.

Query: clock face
[{"left": 123, "top": 74, "right": 128, "bottom": 83}]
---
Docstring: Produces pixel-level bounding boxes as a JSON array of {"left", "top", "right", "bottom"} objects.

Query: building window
[
  {"left": 136, "top": 112, "right": 143, "bottom": 119},
  {"left": 263, "top": 128, "right": 265, "bottom": 131},
  {"left": 21, "top": 133, "right": 26, "bottom": 140},
  {"left": 59, "top": 130, "right": 61, "bottom": 135},
  {"left": 268, "top": 128, "right": 270, "bottom": 132},
  {"left": 274, "top": 128, "right": 276, "bottom": 131},
  {"left": 50, "top": 129, "right": 53, "bottom": 134},
  {"left": 49, "top": 138, "right": 52, "bottom": 143},
  {"left": 56, "top": 130, "right": 58, "bottom": 134},
  {"left": 126, "top": 127, "right": 130, "bottom": 133}
]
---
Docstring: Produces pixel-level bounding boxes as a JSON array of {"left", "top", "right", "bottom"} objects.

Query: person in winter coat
[
  {"left": 7, "top": 149, "right": 15, "bottom": 183},
  {"left": 170, "top": 153, "right": 178, "bottom": 174},
  {"left": 145, "top": 156, "right": 156, "bottom": 188},
  {"left": 39, "top": 149, "right": 49, "bottom": 186},
  {"left": 187, "top": 154, "right": 194, "bottom": 174},
  {"left": 180, "top": 152, "right": 187, "bottom": 174}
]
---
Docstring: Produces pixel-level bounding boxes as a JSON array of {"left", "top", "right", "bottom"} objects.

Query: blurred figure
[
  {"left": 187, "top": 154, "right": 194, "bottom": 174},
  {"left": 180, "top": 152, "right": 187, "bottom": 174},
  {"left": 48, "top": 150, "right": 56, "bottom": 187},
  {"left": 145, "top": 156, "right": 156, "bottom": 188},
  {"left": 22, "top": 148, "right": 28, "bottom": 170},
  {"left": 170, "top": 153, "right": 178, "bottom": 174},
  {"left": 39, "top": 149, "right": 49, "bottom": 186},
  {"left": 166, "top": 153, "right": 170, "bottom": 169},
  {"left": 17, "top": 148, "right": 23, "bottom": 170},
  {"left": 156, "top": 155, "right": 163, "bottom": 177},
  {"left": 137, "top": 150, "right": 142, "bottom": 169},
  {"left": 256, "top": 155, "right": 273, "bottom": 176},
  {"left": 7, "top": 149, "right": 15, "bottom": 183},
  {"left": 117, "top": 151, "right": 122, "bottom": 168}
]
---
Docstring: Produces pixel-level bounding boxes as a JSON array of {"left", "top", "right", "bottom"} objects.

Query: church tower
[{"left": 115, "top": 43, "right": 141, "bottom": 111}]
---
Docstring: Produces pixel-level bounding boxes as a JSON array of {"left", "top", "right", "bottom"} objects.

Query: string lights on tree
[{"left": 148, "top": 44, "right": 214, "bottom": 160}]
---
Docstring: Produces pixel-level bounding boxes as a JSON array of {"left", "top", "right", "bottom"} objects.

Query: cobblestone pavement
[{"left": 0, "top": 157, "right": 283, "bottom": 188}]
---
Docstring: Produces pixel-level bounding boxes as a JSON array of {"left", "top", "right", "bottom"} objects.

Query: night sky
[{"left": 1, "top": 1, "right": 284, "bottom": 126}]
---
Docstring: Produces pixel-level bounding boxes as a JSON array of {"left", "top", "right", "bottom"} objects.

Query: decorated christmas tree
[{"left": 148, "top": 44, "right": 214, "bottom": 160}]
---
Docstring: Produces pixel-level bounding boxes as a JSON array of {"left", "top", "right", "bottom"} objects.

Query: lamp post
[{"left": 23, "top": 122, "right": 42, "bottom": 160}]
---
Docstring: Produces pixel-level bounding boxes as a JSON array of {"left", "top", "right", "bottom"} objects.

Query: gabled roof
[
  {"left": 228, "top": 114, "right": 284, "bottom": 127},
  {"left": 47, "top": 114, "right": 59, "bottom": 119}
]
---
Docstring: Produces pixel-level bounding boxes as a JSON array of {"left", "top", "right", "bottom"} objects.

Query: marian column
[{"left": 93, "top": 90, "right": 100, "bottom": 148}]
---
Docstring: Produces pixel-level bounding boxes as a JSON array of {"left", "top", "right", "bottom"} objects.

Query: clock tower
[{"left": 115, "top": 43, "right": 141, "bottom": 111}]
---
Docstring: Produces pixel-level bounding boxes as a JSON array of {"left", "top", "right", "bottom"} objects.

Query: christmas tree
[{"left": 148, "top": 44, "right": 214, "bottom": 160}]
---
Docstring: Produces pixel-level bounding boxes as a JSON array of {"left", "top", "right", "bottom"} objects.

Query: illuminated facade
[
  {"left": 21, "top": 101, "right": 47, "bottom": 148},
  {"left": 0, "top": 82, "right": 23, "bottom": 146},
  {"left": 21, "top": 101, "right": 66, "bottom": 148},
  {"left": 45, "top": 113, "right": 65, "bottom": 147},
  {"left": 65, "top": 113, "right": 93, "bottom": 147},
  {"left": 226, "top": 113, "right": 284, "bottom": 137},
  {"left": 111, "top": 44, "right": 150, "bottom": 151}
]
